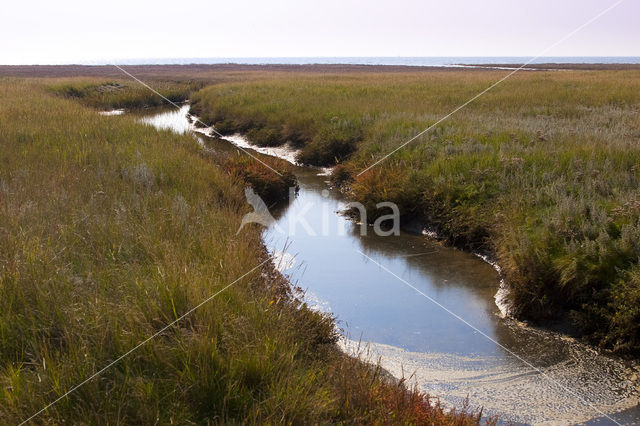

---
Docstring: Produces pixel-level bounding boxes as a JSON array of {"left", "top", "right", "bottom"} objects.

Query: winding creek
[{"left": 129, "top": 105, "right": 639, "bottom": 425}]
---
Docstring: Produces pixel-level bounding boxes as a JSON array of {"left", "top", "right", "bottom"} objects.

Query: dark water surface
[{"left": 134, "top": 106, "right": 640, "bottom": 425}]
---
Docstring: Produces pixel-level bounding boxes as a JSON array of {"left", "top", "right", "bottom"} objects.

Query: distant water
[{"left": 108, "top": 56, "right": 640, "bottom": 66}]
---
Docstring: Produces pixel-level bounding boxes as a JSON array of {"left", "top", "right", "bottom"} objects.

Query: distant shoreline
[
  {"left": 2, "top": 62, "right": 640, "bottom": 78},
  {"left": 457, "top": 62, "right": 640, "bottom": 70}
]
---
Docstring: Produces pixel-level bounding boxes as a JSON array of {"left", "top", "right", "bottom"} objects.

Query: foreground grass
[
  {"left": 191, "top": 70, "right": 640, "bottom": 355},
  {"left": 0, "top": 79, "right": 485, "bottom": 424}
]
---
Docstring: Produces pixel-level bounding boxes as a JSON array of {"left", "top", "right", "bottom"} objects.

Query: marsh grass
[
  {"left": 0, "top": 79, "right": 485, "bottom": 424},
  {"left": 48, "top": 78, "right": 200, "bottom": 109},
  {"left": 191, "top": 70, "right": 640, "bottom": 355}
]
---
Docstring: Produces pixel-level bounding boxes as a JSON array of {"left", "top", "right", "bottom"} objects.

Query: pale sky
[{"left": 1, "top": 0, "right": 638, "bottom": 64}]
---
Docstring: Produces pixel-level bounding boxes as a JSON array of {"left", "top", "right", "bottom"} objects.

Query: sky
[{"left": 1, "top": 0, "right": 638, "bottom": 64}]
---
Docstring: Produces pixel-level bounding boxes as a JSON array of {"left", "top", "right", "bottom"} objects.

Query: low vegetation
[
  {"left": 190, "top": 82, "right": 362, "bottom": 166},
  {"left": 190, "top": 70, "right": 640, "bottom": 355},
  {"left": 222, "top": 154, "right": 296, "bottom": 204},
  {"left": 49, "top": 79, "right": 200, "bottom": 109},
  {"left": 0, "top": 79, "right": 487, "bottom": 424}
]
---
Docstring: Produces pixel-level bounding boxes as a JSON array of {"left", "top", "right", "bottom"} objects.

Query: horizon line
[{"left": 3, "top": 55, "right": 640, "bottom": 67}]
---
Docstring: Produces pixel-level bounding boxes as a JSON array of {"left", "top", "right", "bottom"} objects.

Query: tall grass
[
  {"left": 190, "top": 69, "right": 640, "bottom": 355},
  {"left": 48, "top": 78, "right": 200, "bottom": 109},
  {"left": 0, "top": 79, "right": 486, "bottom": 424}
]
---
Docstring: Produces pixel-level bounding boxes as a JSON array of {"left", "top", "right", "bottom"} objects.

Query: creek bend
[{"left": 133, "top": 105, "right": 640, "bottom": 425}]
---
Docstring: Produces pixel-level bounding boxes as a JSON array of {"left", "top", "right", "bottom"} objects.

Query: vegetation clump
[
  {"left": 222, "top": 154, "right": 297, "bottom": 204},
  {"left": 49, "top": 79, "right": 199, "bottom": 109}
]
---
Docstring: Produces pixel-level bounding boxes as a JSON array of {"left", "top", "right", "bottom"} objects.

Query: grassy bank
[
  {"left": 49, "top": 78, "right": 200, "bottom": 110},
  {"left": 190, "top": 70, "right": 640, "bottom": 355},
  {"left": 0, "top": 79, "right": 485, "bottom": 424}
]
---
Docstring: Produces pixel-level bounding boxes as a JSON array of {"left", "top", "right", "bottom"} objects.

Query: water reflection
[
  {"left": 266, "top": 168, "right": 502, "bottom": 354},
  {"left": 137, "top": 105, "right": 193, "bottom": 134}
]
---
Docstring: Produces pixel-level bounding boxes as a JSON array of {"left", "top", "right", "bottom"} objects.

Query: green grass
[
  {"left": 190, "top": 69, "right": 640, "bottom": 355},
  {"left": 48, "top": 78, "right": 200, "bottom": 109},
  {"left": 0, "top": 79, "right": 486, "bottom": 424}
]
